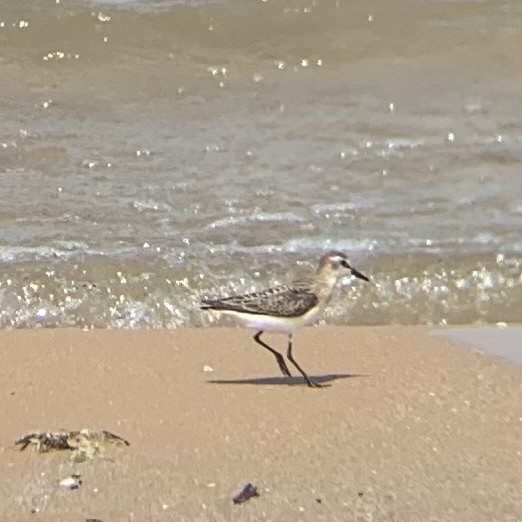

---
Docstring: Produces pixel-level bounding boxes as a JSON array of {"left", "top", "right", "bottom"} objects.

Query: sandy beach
[
  {"left": 2, "top": 0, "right": 521, "bottom": 520},
  {"left": 1, "top": 326, "right": 521, "bottom": 521}
]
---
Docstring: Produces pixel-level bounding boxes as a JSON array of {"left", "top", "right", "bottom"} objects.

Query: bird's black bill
[{"left": 351, "top": 268, "right": 369, "bottom": 282}]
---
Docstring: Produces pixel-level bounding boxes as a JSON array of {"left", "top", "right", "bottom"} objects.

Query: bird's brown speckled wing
[{"left": 201, "top": 279, "right": 318, "bottom": 318}]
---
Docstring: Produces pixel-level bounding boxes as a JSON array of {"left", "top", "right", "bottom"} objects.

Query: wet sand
[
  {"left": 436, "top": 326, "right": 522, "bottom": 366},
  {"left": 1, "top": 326, "right": 521, "bottom": 521}
]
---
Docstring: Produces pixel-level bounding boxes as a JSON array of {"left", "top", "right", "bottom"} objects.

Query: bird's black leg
[
  {"left": 286, "top": 334, "right": 324, "bottom": 388},
  {"left": 253, "top": 331, "right": 292, "bottom": 378}
]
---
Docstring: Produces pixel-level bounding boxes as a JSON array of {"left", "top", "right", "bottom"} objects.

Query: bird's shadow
[{"left": 207, "top": 373, "right": 368, "bottom": 387}]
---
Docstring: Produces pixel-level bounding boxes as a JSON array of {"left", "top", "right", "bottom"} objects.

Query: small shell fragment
[
  {"left": 59, "top": 475, "right": 81, "bottom": 490},
  {"left": 233, "top": 483, "right": 260, "bottom": 504}
]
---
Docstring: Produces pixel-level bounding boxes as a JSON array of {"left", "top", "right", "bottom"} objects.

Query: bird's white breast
[{"left": 215, "top": 306, "right": 322, "bottom": 334}]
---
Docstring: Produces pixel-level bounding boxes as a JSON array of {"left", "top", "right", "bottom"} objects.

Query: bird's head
[{"left": 317, "top": 251, "right": 370, "bottom": 282}]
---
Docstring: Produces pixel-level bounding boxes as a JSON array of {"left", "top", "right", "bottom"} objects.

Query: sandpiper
[{"left": 201, "top": 251, "right": 369, "bottom": 388}]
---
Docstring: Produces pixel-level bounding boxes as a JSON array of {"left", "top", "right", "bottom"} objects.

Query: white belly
[{"left": 214, "top": 306, "right": 322, "bottom": 334}]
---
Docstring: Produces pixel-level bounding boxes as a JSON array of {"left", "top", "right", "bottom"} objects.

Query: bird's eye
[{"left": 331, "top": 259, "right": 342, "bottom": 269}]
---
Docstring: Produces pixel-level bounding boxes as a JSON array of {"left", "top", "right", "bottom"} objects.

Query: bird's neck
[{"left": 313, "top": 270, "right": 339, "bottom": 301}]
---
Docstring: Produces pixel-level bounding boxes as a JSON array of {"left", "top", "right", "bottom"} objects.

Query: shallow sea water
[{"left": 0, "top": 0, "right": 521, "bottom": 327}]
